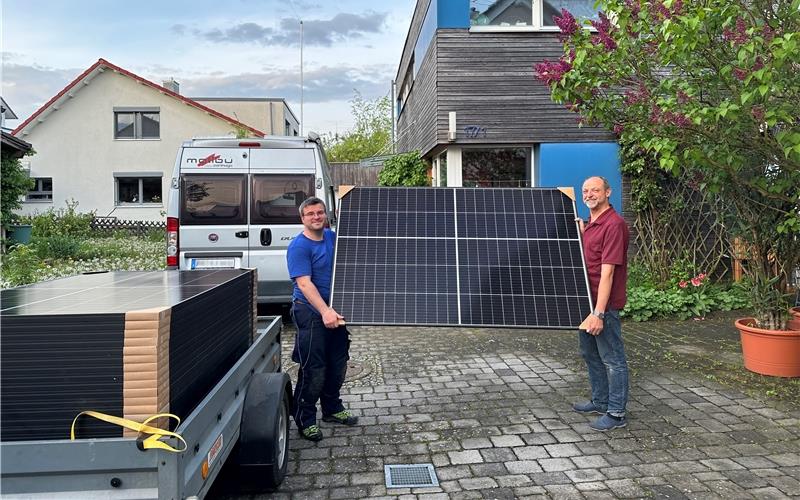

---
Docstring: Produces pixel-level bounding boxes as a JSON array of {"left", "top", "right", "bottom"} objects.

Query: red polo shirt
[{"left": 582, "top": 206, "right": 629, "bottom": 310}]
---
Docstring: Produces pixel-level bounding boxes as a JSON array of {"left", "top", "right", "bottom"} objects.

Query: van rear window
[
  {"left": 251, "top": 174, "right": 315, "bottom": 224},
  {"left": 180, "top": 174, "right": 246, "bottom": 225}
]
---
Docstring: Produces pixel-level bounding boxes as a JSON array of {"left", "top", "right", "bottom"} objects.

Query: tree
[
  {"left": 535, "top": 0, "right": 800, "bottom": 328},
  {"left": 323, "top": 91, "right": 392, "bottom": 162},
  {"left": 1, "top": 152, "right": 34, "bottom": 229},
  {"left": 377, "top": 151, "right": 429, "bottom": 187}
]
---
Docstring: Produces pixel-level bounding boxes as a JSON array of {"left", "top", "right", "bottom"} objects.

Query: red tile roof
[{"left": 12, "top": 58, "right": 266, "bottom": 137}]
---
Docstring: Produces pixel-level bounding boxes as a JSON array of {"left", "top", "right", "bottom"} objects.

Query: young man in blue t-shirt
[{"left": 286, "top": 197, "right": 358, "bottom": 441}]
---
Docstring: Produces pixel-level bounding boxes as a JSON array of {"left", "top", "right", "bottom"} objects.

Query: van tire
[{"left": 237, "top": 372, "right": 291, "bottom": 491}]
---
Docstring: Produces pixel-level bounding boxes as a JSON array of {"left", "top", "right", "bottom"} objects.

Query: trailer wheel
[{"left": 238, "top": 372, "right": 292, "bottom": 491}]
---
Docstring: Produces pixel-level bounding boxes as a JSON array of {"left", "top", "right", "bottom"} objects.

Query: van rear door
[
  {"left": 178, "top": 148, "right": 249, "bottom": 270},
  {"left": 248, "top": 147, "right": 317, "bottom": 300}
]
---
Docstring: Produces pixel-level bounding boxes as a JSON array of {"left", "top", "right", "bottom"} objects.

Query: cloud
[
  {"left": 1, "top": 60, "right": 82, "bottom": 123},
  {"left": 193, "top": 11, "right": 387, "bottom": 47},
  {"left": 180, "top": 64, "right": 392, "bottom": 104}
]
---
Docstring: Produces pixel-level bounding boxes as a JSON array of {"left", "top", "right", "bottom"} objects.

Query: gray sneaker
[
  {"left": 590, "top": 414, "right": 627, "bottom": 431},
  {"left": 572, "top": 401, "right": 607, "bottom": 414}
]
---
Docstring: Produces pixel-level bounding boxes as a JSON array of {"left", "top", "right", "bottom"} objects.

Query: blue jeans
[
  {"left": 578, "top": 310, "right": 629, "bottom": 417},
  {"left": 291, "top": 302, "right": 350, "bottom": 429}
]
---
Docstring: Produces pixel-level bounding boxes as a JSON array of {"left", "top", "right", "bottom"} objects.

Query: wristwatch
[{"left": 592, "top": 310, "right": 605, "bottom": 319}]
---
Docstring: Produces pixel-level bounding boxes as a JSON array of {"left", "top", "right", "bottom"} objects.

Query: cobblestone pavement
[{"left": 215, "top": 313, "right": 800, "bottom": 499}]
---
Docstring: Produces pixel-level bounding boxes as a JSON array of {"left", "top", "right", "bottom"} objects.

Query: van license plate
[{"left": 191, "top": 258, "right": 235, "bottom": 269}]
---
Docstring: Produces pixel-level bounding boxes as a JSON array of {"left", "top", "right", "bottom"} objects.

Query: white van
[{"left": 166, "top": 134, "right": 336, "bottom": 303}]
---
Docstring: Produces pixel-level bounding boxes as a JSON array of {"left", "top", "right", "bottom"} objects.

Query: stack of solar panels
[
  {"left": 0, "top": 269, "right": 257, "bottom": 441},
  {"left": 331, "top": 187, "right": 592, "bottom": 328}
]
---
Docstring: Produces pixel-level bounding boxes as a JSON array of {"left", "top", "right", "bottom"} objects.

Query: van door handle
[
  {"left": 235, "top": 231, "right": 248, "bottom": 238},
  {"left": 260, "top": 228, "right": 272, "bottom": 246}
]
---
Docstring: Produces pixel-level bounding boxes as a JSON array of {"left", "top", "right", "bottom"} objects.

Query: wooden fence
[{"left": 330, "top": 162, "right": 383, "bottom": 188}]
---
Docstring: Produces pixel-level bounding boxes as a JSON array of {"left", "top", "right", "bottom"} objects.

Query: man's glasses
[{"left": 302, "top": 210, "right": 326, "bottom": 218}]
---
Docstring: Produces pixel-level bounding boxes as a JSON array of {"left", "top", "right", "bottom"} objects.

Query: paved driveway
[{"left": 214, "top": 314, "right": 800, "bottom": 499}]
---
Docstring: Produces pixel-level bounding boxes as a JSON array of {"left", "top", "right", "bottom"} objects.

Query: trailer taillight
[{"left": 167, "top": 217, "right": 179, "bottom": 267}]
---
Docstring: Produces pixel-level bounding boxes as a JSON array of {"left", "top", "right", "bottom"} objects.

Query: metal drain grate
[{"left": 384, "top": 464, "right": 439, "bottom": 488}]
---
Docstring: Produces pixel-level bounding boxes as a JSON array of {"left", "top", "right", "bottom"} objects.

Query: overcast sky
[{"left": 1, "top": 0, "right": 414, "bottom": 135}]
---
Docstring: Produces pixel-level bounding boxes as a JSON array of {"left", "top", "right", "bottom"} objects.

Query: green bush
[
  {"left": 1, "top": 236, "right": 165, "bottom": 289},
  {"left": 623, "top": 274, "right": 752, "bottom": 322},
  {"left": 33, "top": 235, "right": 82, "bottom": 260},
  {"left": 377, "top": 151, "right": 430, "bottom": 187},
  {"left": 29, "top": 200, "right": 94, "bottom": 238},
  {"left": 146, "top": 228, "right": 165, "bottom": 244},
  {"left": 1, "top": 244, "right": 43, "bottom": 287},
  {"left": 1, "top": 153, "right": 35, "bottom": 229}
]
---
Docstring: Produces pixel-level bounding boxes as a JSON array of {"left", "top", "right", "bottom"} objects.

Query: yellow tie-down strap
[{"left": 71, "top": 411, "right": 187, "bottom": 453}]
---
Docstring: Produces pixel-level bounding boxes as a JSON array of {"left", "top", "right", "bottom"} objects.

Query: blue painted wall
[
  {"left": 414, "top": 0, "right": 470, "bottom": 74},
  {"left": 438, "top": 0, "right": 470, "bottom": 28},
  {"left": 538, "top": 143, "right": 622, "bottom": 220}
]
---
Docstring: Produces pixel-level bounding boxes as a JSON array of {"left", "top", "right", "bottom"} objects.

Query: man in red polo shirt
[{"left": 573, "top": 176, "right": 630, "bottom": 431}]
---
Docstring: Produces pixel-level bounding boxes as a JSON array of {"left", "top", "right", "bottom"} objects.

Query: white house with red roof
[{"left": 12, "top": 59, "right": 299, "bottom": 221}]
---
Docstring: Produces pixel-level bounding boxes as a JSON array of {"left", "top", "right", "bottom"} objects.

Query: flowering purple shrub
[{"left": 534, "top": 0, "right": 800, "bottom": 329}]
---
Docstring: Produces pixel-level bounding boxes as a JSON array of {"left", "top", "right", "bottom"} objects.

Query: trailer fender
[{"left": 237, "top": 371, "right": 292, "bottom": 490}]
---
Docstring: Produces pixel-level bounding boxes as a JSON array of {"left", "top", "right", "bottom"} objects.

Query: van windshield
[
  {"left": 180, "top": 174, "right": 246, "bottom": 225},
  {"left": 251, "top": 174, "right": 315, "bottom": 224}
]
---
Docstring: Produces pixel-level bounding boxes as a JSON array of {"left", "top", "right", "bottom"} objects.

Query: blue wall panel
[
  {"left": 538, "top": 143, "right": 621, "bottom": 220},
  {"left": 414, "top": 0, "right": 470, "bottom": 74},
  {"left": 437, "top": 0, "right": 470, "bottom": 28}
]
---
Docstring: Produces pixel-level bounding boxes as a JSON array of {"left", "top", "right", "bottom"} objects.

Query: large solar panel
[{"left": 331, "top": 187, "right": 592, "bottom": 328}]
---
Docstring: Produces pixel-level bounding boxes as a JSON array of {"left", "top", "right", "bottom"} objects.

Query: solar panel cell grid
[{"left": 331, "top": 187, "right": 591, "bottom": 328}]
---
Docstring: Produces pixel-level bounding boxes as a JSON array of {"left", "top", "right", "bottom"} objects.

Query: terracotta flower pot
[
  {"left": 735, "top": 318, "right": 800, "bottom": 377},
  {"left": 789, "top": 307, "right": 800, "bottom": 331}
]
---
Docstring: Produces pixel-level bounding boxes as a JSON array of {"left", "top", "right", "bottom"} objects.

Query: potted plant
[
  {"left": 535, "top": 0, "right": 800, "bottom": 376},
  {"left": 1, "top": 146, "right": 34, "bottom": 249}
]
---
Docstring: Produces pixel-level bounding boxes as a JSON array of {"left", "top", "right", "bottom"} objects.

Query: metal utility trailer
[{"left": 0, "top": 316, "right": 291, "bottom": 500}]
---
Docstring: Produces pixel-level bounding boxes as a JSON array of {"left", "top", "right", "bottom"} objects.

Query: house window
[
  {"left": 396, "top": 56, "right": 414, "bottom": 118},
  {"left": 462, "top": 148, "right": 531, "bottom": 188},
  {"left": 470, "top": 0, "right": 598, "bottom": 29},
  {"left": 435, "top": 153, "right": 448, "bottom": 187},
  {"left": 114, "top": 109, "right": 160, "bottom": 139},
  {"left": 26, "top": 177, "right": 53, "bottom": 201},
  {"left": 115, "top": 174, "right": 162, "bottom": 205}
]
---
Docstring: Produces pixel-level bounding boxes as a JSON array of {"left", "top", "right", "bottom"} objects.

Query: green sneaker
[
  {"left": 298, "top": 424, "right": 323, "bottom": 441},
  {"left": 322, "top": 410, "right": 359, "bottom": 426}
]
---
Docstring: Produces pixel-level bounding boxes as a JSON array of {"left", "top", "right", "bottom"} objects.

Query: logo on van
[
  {"left": 208, "top": 233, "right": 219, "bottom": 242},
  {"left": 186, "top": 153, "right": 233, "bottom": 166}
]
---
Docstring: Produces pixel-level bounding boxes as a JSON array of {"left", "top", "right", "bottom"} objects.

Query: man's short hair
[
  {"left": 584, "top": 176, "right": 611, "bottom": 191},
  {"left": 299, "top": 197, "right": 326, "bottom": 216}
]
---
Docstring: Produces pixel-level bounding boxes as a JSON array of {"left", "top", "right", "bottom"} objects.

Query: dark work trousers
[{"left": 291, "top": 301, "right": 350, "bottom": 430}]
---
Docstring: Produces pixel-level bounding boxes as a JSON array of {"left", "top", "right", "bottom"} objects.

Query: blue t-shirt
[{"left": 287, "top": 228, "right": 336, "bottom": 305}]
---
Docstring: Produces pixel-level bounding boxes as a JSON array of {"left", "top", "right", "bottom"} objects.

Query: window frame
[
  {"left": 460, "top": 146, "right": 533, "bottom": 188},
  {"left": 114, "top": 172, "right": 163, "bottom": 206},
  {"left": 179, "top": 173, "right": 247, "bottom": 226},
  {"left": 396, "top": 55, "right": 415, "bottom": 119},
  {"left": 250, "top": 173, "right": 316, "bottom": 225},
  {"left": 26, "top": 177, "right": 53, "bottom": 202},
  {"left": 469, "top": 0, "right": 597, "bottom": 32},
  {"left": 113, "top": 107, "right": 161, "bottom": 140}
]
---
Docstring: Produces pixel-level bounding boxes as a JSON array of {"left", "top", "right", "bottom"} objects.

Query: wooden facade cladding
[
  {"left": 397, "top": 39, "right": 440, "bottom": 157},
  {"left": 396, "top": 0, "right": 430, "bottom": 85},
  {"left": 397, "top": 27, "right": 617, "bottom": 157}
]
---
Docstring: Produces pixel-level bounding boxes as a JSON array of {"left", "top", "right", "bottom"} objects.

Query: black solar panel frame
[{"left": 330, "top": 187, "right": 593, "bottom": 329}]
